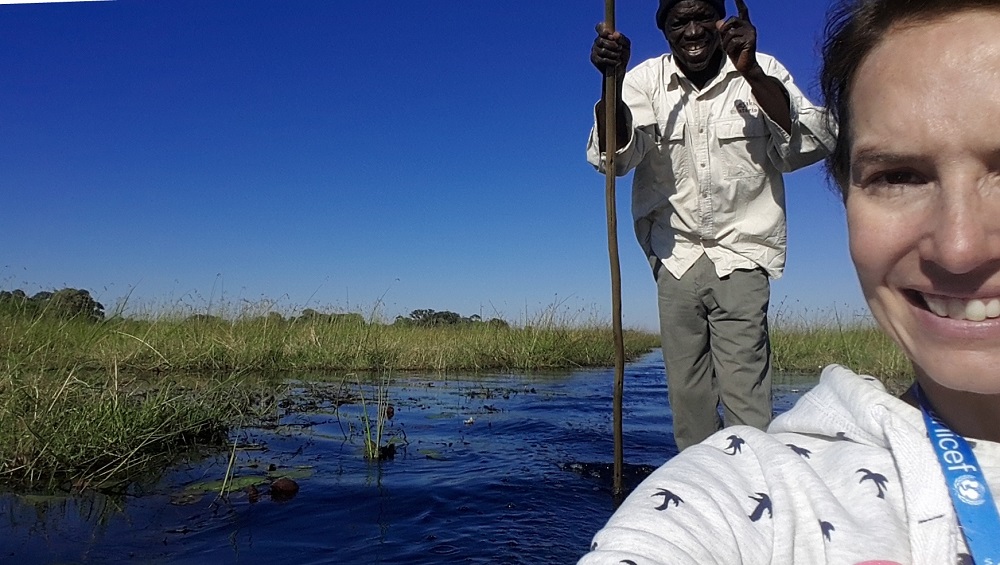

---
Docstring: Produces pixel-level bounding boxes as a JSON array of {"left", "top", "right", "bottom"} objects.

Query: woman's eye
[
  {"left": 853, "top": 168, "right": 933, "bottom": 198},
  {"left": 870, "top": 170, "right": 925, "bottom": 187},
  {"left": 882, "top": 171, "right": 921, "bottom": 184}
]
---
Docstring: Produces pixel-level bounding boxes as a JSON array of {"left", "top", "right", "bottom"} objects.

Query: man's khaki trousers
[{"left": 655, "top": 253, "right": 773, "bottom": 451}]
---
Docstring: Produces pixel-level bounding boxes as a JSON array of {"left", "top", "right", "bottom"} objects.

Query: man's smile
[{"left": 682, "top": 42, "right": 709, "bottom": 57}]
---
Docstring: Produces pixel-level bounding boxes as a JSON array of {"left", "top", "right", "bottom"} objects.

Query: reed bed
[
  {"left": 0, "top": 366, "right": 272, "bottom": 492},
  {"left": 1, "top": 313, "right": 660, "bottom": 375},
  {"left": 1, "top": 297, "right": 914, "bottom": 492},
  {"left": 770, "top": 307, "right": 912, "bottom": 391},
  {"left": 0, "top": 303, "right": 659, "bottom": 491}
]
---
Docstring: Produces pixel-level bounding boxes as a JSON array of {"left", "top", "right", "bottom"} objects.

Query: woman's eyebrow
[{"left": 851, "top": 148, "right": 920, "bottom": 168}]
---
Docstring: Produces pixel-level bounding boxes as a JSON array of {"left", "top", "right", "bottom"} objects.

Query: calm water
[{"left": 0, "top": 350, "right": 812, "bottom": 564}]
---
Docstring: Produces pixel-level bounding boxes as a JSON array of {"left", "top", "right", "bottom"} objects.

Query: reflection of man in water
[{"left": 587, "top": 0, "right": 833, "bottom": 450}]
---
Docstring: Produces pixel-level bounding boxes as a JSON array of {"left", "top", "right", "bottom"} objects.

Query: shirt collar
[{"left": 664, "top": 51, "right": 741, "bottom": 92}]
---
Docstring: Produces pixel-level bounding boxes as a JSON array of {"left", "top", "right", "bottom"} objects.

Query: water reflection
[{"left": 0, "top": 350, "right": 815, "bottom": 563}]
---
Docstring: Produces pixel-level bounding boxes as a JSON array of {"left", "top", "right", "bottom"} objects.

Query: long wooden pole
[{"left": 603, "top": 0, "right": 626, "bottom": 498}]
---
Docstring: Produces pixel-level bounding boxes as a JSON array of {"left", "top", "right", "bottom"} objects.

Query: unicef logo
[{"left": 954, "top": 475, "right": 987, "bottom": 506}]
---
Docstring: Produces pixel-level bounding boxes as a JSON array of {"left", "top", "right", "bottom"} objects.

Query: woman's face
[{"left": 847, "top": 10, "right": 1000, "bottom": 393}]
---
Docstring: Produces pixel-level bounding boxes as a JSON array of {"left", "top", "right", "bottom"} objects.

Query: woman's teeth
[{"left": 924, "top": 295, "right": 1000, "bottom": 322}]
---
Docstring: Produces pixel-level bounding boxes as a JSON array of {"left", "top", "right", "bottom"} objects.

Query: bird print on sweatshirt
[
  {"left": 652, "top": 488, "right": 684, "bottom": 511},
  {"left": 819, "top": 520, "right": 835, "bottom": 542},
  {"left": 725, "top": 435, "right": 746, "bottom": 455},
  {"left": 857, "top": 468, "right": 889, "bottom": 499},
  {"left": 748, "top": 492, "right": 772, "bottom": 522},
  {"left": 787, "top": 443, "right": 811, "bottom": 458}
]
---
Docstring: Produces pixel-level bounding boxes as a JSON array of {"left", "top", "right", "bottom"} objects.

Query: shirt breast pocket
[
  {"left": 649, "top": 119, "right": 687, "bottom": 180},
  {"left": 714, "top": 117, "right": 770, "bottom": 179}
]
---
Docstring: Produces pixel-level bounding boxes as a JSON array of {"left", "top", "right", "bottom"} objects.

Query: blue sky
[{"left": 0, "top": 0, "right": 863, "bottom": 331}]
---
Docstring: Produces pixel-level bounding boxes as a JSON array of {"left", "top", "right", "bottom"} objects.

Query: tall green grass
[
  {"left": 1, "top": 296, "right": 915, "bottom": 492},
  {"left": 0, "top": 366, "right": 272, "bottom": 491},
  {"left": 1, "top": 310, "right": 660, "bottom": 375},
  {"left": 770, "top": 306, "right": 912, "bottom": 391},
  {"left": 0, "top": 300, "right": 659, "bottom": 491}
]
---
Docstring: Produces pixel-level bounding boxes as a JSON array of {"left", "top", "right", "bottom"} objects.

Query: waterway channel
[{"left": 0, "top": 350, "right": 813, "bottom": 564}]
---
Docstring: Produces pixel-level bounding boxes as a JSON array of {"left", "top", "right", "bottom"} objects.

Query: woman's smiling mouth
[{"left": 920, "top": 293, "right": 1000, "bottom": 322}]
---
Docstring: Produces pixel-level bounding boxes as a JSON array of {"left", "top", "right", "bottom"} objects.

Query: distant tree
[
  {"left": 487, "top": 318, "right": 510, "bottom": 329},
  {"left": 295, "top": 309, "right": 366, "bottom": 326},
  {"left": 299, "top": 308, "right": 324, "bottom": 320},
  {"left": 0, "top": 290, "right": 30, "bottom": 316},
  {"left": 0, "top": 290, "right": 24, "bottom": 304},
  {"left": 0, "top": 287, "right": 104, "bottom": 321},
  {"left": 49, "top": 288, "right": 105, "bottom": 321},
  {"left": 430, "top": 311, "right": 462, "bottom": 326},
  {"left": 331, "top": 312, "right": 365, "bottom": 326},
  {"left": 31, "top": 291, "right": 54, "bottom": 302},
  {"left": 394, "top": 309, "right": 501, "bottom": 328},
  {"left": 185, "top": 313, "right": 224, "bottom": 324},
  {"left": 407, "top": 309, "right": 435, "bottom": 325}
]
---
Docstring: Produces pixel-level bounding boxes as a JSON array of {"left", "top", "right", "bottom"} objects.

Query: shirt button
[
  {"left": 699, "top": 127, "right": 704, "bottom": 133},
  {"left": 700, "top": 163, "right": 707, "bottom": 168}
]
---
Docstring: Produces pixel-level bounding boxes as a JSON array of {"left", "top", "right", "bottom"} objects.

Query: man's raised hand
[{"left": 717, "top": 0, "right": 760, "bottom": 76}]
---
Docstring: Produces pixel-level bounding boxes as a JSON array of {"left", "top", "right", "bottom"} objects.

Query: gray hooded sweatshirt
[{"left": 578, "top": 364, "right": 1000, "bottom": 564}]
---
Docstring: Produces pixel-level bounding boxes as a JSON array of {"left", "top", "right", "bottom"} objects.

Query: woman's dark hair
[{"left": 821, "top": 0, "right": 1000, "bottom": 199}]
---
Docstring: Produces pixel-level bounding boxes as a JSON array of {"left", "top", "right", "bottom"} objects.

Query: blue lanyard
[{"left": 916, "top": 385, "right": 1000, "bottom": 564}]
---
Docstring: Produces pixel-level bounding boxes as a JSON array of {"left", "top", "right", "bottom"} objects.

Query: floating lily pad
[
  {"left": 184, "top": 475, "right": 269, "bottom": 494},
  {"left": 419, "top": 449, "right": 445, "bottom": 461},
  {"left": 266, "top": 467, "right": 314, "bottom": 480}
]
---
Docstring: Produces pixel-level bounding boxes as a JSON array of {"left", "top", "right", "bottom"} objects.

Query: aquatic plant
[
  {"left": 356, "top": 371, "right": 396, "bottom": 461},
  {"left": 0, "top": 363, "right": 269, "bottom": 491}
]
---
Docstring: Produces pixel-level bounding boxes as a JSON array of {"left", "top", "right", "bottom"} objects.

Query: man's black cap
[{"left": 656, "top": 0, "right": 727, "bottom": 30}]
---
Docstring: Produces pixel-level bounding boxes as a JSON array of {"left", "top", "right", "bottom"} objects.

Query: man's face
[{"left": 663, "top": 0, "right": 722, "bottom": 73}]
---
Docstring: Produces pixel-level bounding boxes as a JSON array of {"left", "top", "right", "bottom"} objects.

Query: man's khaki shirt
[{"left": 587, "top": 52, "right": 835, "bottom": 280}]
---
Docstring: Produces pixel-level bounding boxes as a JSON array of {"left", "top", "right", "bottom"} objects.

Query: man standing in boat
[{"left": 587, "top": 0, "right": 833, "bottom": 451}]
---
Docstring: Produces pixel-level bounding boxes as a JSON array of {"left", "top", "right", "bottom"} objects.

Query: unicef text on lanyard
[{"left": 917, "top": 386, "right": 1000, "bottom": 565}]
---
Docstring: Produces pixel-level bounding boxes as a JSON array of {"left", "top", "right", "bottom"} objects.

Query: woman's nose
[{"left": 921, "top": 174, "right": 1000, "bottom": 275}]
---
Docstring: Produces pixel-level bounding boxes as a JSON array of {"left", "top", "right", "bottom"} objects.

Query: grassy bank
[
  {"left": 0, "top": 307, "right": 659, "bottom": 491},
  {"left": 1, "top": 301, "right": 913, "bottom": 492},
  {"left": 2, "top": 313, "right": 661, "bottom": 375},
  {"left": 0, "top": 367, "right": 269, "bottom": 491},
  {"left": 3, "top": 310, "right": 911, "bottom": 379},
  {"left": 771, "top": 310, "right": 912, "bottom": 392}
]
